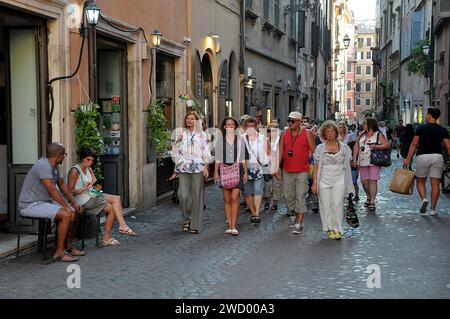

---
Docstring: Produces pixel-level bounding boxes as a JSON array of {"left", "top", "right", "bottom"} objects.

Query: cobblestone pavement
[{"left": 0, "top": 155, "right": 449, "bottom": 299}]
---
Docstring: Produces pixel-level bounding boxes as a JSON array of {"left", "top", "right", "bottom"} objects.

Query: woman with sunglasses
[{"left": 352, "top": 118, "right": 390, "bottom": 211}]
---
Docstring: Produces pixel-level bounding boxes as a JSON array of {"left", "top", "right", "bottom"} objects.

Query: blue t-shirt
[{"left": 18, "top": 157, "right": 61, "bottom": 209}]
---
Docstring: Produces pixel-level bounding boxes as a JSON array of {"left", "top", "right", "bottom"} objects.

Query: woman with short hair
[
  {"left": 243, "top": 117, "right": 270, "bottom": 223},
  {"left": 311, "top": 121, "right": 354, "bottom": 239},
  {"left": 68, "top": 146, "right": 136, "bottom": 246}
]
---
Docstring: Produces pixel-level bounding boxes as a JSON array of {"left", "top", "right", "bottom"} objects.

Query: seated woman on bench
[{"left": 67, "top": 147, "right": 137, "bottom": 245}]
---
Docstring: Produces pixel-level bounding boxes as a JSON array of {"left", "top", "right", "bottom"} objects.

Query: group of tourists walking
[{"left": 171, "top": 107, "right": 450, "bottom": 240}]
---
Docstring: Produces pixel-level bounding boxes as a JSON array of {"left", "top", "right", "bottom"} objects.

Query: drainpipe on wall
[
  {"left": 239, "top": 0, "right": 245, "bottom": 75},
  {"left": 398, "top": 0, "right": 403, "bottom": 122}
]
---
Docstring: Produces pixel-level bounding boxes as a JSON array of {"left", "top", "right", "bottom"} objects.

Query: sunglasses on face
[{"left": 288, "top": 119, "right": 299, "bottom": 124}]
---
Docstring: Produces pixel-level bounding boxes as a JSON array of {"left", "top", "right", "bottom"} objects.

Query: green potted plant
[
  {"left": 74, "top": 103, "right": 105, "bottom": 178},
  {"left": 147, "top": 99, "right": 170, "bottom": 165}
]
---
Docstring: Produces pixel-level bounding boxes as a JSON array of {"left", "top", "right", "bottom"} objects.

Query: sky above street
[{"left": 348, "top": 0, "right": 376, "bottom": 22}]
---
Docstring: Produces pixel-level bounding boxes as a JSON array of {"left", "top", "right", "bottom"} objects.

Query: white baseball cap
[{"left": 288, "top": 112, "right": 302, "bottom": 120}]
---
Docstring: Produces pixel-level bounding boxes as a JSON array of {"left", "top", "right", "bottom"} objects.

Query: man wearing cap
[{"left": 276, "top": 112, "right": 316, "bottom": 234}]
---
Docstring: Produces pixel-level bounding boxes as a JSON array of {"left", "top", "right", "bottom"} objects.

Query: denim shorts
[{"left": 243, "top": 178, "right": 265, "bottom": 196}]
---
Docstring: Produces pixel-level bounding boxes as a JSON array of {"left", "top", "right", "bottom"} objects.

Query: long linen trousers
[
  {"left": 178, "top": 173, "right": 205, "bottom": 230},
  {"left": 318, "top": 164, "right": 346, "bottom": 233}
]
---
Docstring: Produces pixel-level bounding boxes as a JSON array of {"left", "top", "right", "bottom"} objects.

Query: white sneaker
[
  {"left": 231, "top": 228, "right": 239, "bottom": 236},
  {"left": 293, "top": 223, "right": 303, "bottom": 234},
  {"left": 420, "top": 199, "right": 428, "bottom": 214},
  {"left": 429, "top": 210, "right": 438, "bottom": 216},
  {"left": 225, "top": 229, "right": 232, "bottom": 234}
]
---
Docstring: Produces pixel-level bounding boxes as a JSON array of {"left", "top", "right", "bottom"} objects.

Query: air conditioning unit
[{"left": 436, "top": 0, "right": 450, "bottom": 19}]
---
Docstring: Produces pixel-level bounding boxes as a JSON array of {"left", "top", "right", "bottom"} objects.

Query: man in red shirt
[{"left": 276, "top": 112, "right": 316, "bottom": 234}]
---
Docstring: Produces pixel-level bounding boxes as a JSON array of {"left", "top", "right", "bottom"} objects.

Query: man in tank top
[{"left": 276, "top": 112, "right": 316, "bottom": 234}]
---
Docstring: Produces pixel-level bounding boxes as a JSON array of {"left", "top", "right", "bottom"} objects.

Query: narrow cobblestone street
[{"left": 0, "top": 155, "right": 449, "bottom": 299}]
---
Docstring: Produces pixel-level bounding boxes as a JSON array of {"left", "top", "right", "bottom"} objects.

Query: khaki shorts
[
  {"left": 415, "top": 154, "right": 444, "bottom": 179},
  {"left": 282, "top": 171, "right": 309, "bottom": 213},
  {"left": 83, "top": 196, "right": 107, "bottom": 216}
]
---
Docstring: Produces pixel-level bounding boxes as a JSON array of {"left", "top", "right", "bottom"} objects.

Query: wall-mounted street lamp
[
  {"left": 340, "top": 71, "right": 345, "bottom": 78},
  {"left": 245, "top": 76, "right": 257, "bottom": 89},
  {"left": 151, "top": 29, "right": 163, "bottom": 48},
  {"left": 85, "top": 1, "right": 100, "bottom": 26},
  {"left": 208, "top": 33, "right": 221, "bottom": 53},
  {"left": 343, "top": 34, "right": 351, "bottom": 49},
  {"left": 422, "top": 45, "right": 444, "bottom": 65}
]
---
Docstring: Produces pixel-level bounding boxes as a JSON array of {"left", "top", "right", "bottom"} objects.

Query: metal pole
[{"left": 88, "top": 4, "right": 97, "bottom": 104}]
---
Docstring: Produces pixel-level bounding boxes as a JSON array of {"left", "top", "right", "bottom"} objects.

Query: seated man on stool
[{"left": 18, "top": 143, "right": 85, "bottom": 262}]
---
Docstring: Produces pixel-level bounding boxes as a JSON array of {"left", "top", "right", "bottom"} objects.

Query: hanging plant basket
[{"left": 74, "top": 103, "right": 105, "bottom": 178}]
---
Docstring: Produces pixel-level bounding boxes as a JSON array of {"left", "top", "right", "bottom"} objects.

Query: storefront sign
[
  {"left": 196, "top": 52, "right": 202, "bottom": 97},
  {"left": 219, "top": 61, "right": 228, "bottom": 97}
]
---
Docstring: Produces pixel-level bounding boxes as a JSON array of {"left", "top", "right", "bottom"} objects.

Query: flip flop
[
  {"left": 119, "top": 226, "right": 138, "bottom": 236},
  {"left": 53, "top": 252, "right": 78, "bottom": 262},
  {"left": 66, "top": 248, "right": 86, "bottom": 257}
]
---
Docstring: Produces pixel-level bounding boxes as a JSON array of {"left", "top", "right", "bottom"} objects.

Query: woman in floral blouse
[{"left": 171, "top": 111, "right": 211, "bottom": 234}]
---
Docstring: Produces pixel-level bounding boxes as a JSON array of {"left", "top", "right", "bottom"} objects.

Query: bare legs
[
  {"left": 104, "top": 194, "right": 132, "bottom": 232},
  {"left": 223, "top": 189, "right": 240, "bottom": 229},
  {"left": 54, "top": 208, "right": 72, "bottom": 257},
  {"left": 245, "top": 194, "right": 262, "bottom": 217},
  {"left": 361, "top": 179, "right": 378, "bottom": 204},
  {"left": 417, "top": 177, "right": 442, "bottom": 210}
]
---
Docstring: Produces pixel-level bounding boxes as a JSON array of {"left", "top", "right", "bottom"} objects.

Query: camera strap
[{"left": 289, "top": 128, "right": 301, "bottom": 150}]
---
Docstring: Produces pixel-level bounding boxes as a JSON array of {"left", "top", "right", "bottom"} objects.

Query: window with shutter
[
  {"left": 298, "top": 10, "right": 306, "bottom": 48},
  {"left": 289, "top": 0, "right": 296, "bottom": 39},
  {"left": 411, "top": 10, "right": 423, "bottom": 49},
  {"left": 366, "top": 82, "right": 371, "bottom": 92},
  {"left": 245, "top": 0, "right": 253, "bottom": 10},
  {"left": 356, "top": 66, "right": 362, "bottom": 75},
  {"left": 275, "top": 0, "right": 280, "bottom": 27},
  {"left": 356, "top": 82, "right": 361, "bottom": 92},
  {"left": 263, "top": 0, "right": 270, "bottom": 21},
  {"left": 366, "top": 66, "right": 371, "bottom": 75},
  {"left": 347, "top": 80, "right": 351, "bottom": 91}
]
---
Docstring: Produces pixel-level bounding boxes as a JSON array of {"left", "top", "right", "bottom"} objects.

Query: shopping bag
[
  {"left": 390, "top": 167, "right": 415, "bottom": 195},
  {"left": 346, "top": 194, "right": 359, "bottom": 228}
]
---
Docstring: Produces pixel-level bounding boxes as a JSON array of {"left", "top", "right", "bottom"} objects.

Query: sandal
[
  {"left": 66, "top": 248, "right": 86, "bottom": 257},
  {"left": 189, "top": 229, "right": 198, "bottom": 234},
  {"left": 53, "top": 252, "right": 78, "bottom": 262},
  {"left": 119, "top": 226, "right": 138, "bottom": 236},
  {"left": 102, "top": 238, "right": 121, "bottom": 246},
  {"left": 182, "top": 222, "right": 190, "bottom": 232},
  {"left": 264, "top": 202, "right": 270, "bottom": 210},
  {"left": 251, "top": 215, "right": 260, "bottom": 223},
  {"left": 368, "top": 203, "right": 376, "bottom": 211},
  {"left": 364, "top": 200, "right": 370, "bottom": 207},
  {"left": 271, "top": 203, "right": 278, "bottom": 211}
]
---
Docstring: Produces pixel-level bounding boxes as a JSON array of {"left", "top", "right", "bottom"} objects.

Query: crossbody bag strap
[
  {"left": 72, "top": 164, "right": 86, "bottom": 187},
  {"left": 246, "top": 135, "right": 263, "bottom": 167}
]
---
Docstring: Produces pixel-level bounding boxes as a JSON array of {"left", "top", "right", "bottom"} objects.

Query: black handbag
[{"left": 370, "top": 132, "right": 392, "bottom": 167}]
